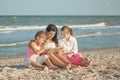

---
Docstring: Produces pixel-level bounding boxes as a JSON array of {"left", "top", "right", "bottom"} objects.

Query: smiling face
[
  {"left": 45, "top": 24, "right": 58, "bottom": 44},
  {"left": 61, "top": 30, "right": 70, "bottom": 41},
  {"left": 38, "top": 36, "right": 46, "bottom": 43},
  {"left": 35, "top": 31, "right": 46, "bottom": 45},
  {"left": 46, "top": 31, "right": 56, "bottom": 40}
]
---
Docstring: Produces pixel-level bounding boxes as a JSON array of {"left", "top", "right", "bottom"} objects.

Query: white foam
[
  {"left": 75, "top": 31, "right": 120, "bottom": 38},
  {"left": 67, "top": 22, "right": 106, "bottom": 28},
  {"left": 0, "top": 31, "right": 14, "bottom": 34},
  {"left": 0, "top": 22, "right": 120, "bottom": 32},
  {"left": 52, "top": 22, "right": 106, "bottom": 29},
  {"left": 0, "top": 22, "right": 106, "bottom": 31},
  {"left": 0, "top": 41, "right": 28, "bottom": 47},
  {"left": 0, "top": 26, "right": 46, "bottom": 31},
  {"left": 75, "top": 32, "right": 102, "bottom": 38}
]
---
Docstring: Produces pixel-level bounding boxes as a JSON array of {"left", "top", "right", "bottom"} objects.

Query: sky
[{"left": 0, "top": 0, "right": 120, "bottom": 15}]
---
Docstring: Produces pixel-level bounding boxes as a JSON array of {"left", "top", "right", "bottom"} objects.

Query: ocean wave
[
  {"left": 71, "top": 22, "right": 106, "bottom": 28},
  {"left": 0, "top": 31, "right": 14, "bottom": 34},
  {"left": 0, "top": 26, "right": 46, "bottom": 31},
  {"left": 0, "top": 41, "right": 28, "bottom": 47},
  {"left": 0, "top": 22, "right": 106, "bottom": 31},
  {"left": 75, "top": 32, "right": 102, "bottom": 38},
  {"left": 0, "top": 22, "right": 120, "bottom": 32},
  {"left": 75, "top": 32, "right": 120, "bottom": 38},
  {"left": 0, "top": 26, "right": 6, "bottom": 29}
]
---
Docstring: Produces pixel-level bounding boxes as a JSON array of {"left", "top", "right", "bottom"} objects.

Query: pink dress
[
  {"left": 64, "top": 53, "right": 84, "bottom": 66},
  {"left": 25, "top": 45, "right": 40, "bottom": 61},
  {"left": 23, "top": 44, "right": 48, "bottom": 67}
]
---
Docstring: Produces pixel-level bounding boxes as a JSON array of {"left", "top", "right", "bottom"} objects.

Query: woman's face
[{"left": 47, "top": 31, "right": 56, "bottom": 40}]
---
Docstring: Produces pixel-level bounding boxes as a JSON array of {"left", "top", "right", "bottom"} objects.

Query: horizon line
[{"left": 0, "top": 14, "right": 120, "bottom": 16}]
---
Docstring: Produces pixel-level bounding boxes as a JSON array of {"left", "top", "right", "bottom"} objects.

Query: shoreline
[
  {"left": 0, "top": 47, "right": 120, "bottom": 59},
  {"left": 0, "top": 47, "right": 120, "bottom": 80}
]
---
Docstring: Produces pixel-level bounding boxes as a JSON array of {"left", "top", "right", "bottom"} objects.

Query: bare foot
[
  {"left": 84, "top": 60, "right": 91, "bottom": 67},
  {"left": 71, "top": 64, "right": 78, "bottom": 68},
  {"left": 81, "top": 58, "right": 92, "bottom": 67},
  {"left": 44, "top": 66, "right": 49, "bottom": 71},
  {"left": 48, "top": 66, "right": 58, "bottom": 69},
  {"left": 66, "top": 64, "right": 71, "bottom": 70},
  {"left": 78, "top": 65, "right": 81, "bottom": 68}
]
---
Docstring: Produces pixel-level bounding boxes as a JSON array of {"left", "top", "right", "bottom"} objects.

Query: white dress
[
  {"left": 58, "top": 36, "right": 78, "bottom": 53},
  {"left": 44, "top": 42, "right": 56, "bottom": 49}
]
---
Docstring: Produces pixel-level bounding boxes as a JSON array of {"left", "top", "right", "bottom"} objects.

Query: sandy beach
[{"left": 0, "top": 47, "right": 120, "bottom": 80}]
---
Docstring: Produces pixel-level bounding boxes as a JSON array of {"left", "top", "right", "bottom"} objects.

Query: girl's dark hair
[
  {"left": 61, "top": 26, "right": 73, "bottom": 35},
  {"left": 46, "top": 24, "right": 58, "bottom": 45}
]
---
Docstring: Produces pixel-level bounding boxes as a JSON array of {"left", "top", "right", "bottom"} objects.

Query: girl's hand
[
  {"left": 44, "top": 48, "right": 49, "bottom": 53},
  {"left": 43, "top": 48, "right": 49, "bottom": 54},
  {"left": 67, "top": 52, "right": 74, "bottom": 58},
  {"left": 57, "top": 47, "right": 64, "bottom": 53}
]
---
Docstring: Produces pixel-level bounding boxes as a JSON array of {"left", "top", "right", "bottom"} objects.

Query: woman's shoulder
[
  {"left": 45, "top": 40, "right": 55, "bottom": 45},
  {"left": 45, "top": 40, "right": 54, "bottom": 44},
  {"left": 46, "top": 42, "right": 55, "bottom": 45}
]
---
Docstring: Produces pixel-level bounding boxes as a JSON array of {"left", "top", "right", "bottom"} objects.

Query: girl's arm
[
  {"left": 30, "top": 42, "right": 47, "bottom": 55},
  {"left": 70, "top": 37, "right": 78, "bottom": 53}
]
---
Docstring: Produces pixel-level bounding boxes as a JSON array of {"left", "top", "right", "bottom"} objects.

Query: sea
[{"left": 0, "top": 15, "right": 120, "bottom": 58}]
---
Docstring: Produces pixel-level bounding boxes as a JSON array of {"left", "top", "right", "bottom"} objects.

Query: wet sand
[{"left": 0, "top": 47, "right": 120, "bottom": 80}]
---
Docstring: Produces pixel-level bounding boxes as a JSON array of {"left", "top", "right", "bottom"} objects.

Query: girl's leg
[{"left": 30, "top": 60, "right": 48, "bottom": 71}]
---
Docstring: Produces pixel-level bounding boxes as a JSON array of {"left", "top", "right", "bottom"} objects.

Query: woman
[{"left": 44, "top": 24, "right": 72, "bottom": 70}]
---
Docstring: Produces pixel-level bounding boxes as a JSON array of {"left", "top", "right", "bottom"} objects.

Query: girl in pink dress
[
  {"left": 23, "top": 31, "right": 57, "bottom": 71},
  {"left": 59, "top": 26, "right": 91, "bottom": 67}
]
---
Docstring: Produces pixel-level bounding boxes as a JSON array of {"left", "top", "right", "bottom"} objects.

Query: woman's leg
[
  {"left": 48, "top": 53, "right": 66, "bottom": 67},
  {"left": 48, "top": 53, "right": 71, "bottom": 70},
  {"left": 55, "top": 53, "right": 70, "bottom": 64},
  {"left": 56, "top": 53, "right": 78, "bottom": 68},
  {"left": 45, "top": 57, "right": 58, "bottom": 69}
]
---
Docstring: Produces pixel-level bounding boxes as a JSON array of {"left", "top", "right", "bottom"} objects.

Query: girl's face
[
  {"left": 47, "top": 31, "right": 56, "bottom": 40},
  {"left": 61, "top": 31, "right": 70, "bottom": 40},
  {"left": 37, "top": 37, "right": 46, "bottom": 44}
]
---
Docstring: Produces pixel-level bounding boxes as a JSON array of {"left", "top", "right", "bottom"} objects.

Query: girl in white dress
[{"left": 59, "top": 26, "right": 91, "bottom": 67}]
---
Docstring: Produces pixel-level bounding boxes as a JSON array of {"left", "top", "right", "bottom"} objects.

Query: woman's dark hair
[
  {"left": 61, "top": 26, "right": 73, "bottom": 35},
  {"left": 46, "top": 24, "right": 58, "bottom": 46}
]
